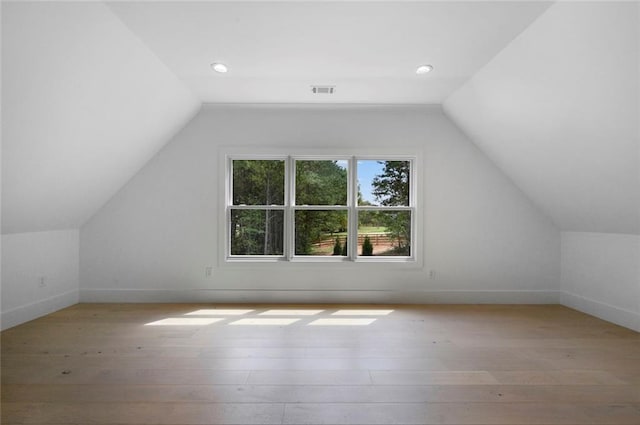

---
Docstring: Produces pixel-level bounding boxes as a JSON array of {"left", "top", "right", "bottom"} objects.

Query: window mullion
[
  {"left": 349, "top": 157, "right": 358, "bottom": 260},
  {"left": 226, "top": 156, "right": 232, "bottom": 259},
  {"left": 286, "top": 156, "right": 294, "bottom": 260}
]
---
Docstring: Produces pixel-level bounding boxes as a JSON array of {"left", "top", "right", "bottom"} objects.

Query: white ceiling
[
  {"left": 107, "top": 1, "right": 552, "bottom": 104},
  {"left": 444, "top": 1, "right": 639, "bottom": 234},
  {"left": 1, "top": 2, "right": 200, "bottom": 233}
]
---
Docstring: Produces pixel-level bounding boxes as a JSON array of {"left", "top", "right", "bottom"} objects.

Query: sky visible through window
[
  {"left": 333, "top": 159, "right": 384, "bottom": 204},
  {"left": 357, "top": 160, "right": 384, "bottom": 204}
]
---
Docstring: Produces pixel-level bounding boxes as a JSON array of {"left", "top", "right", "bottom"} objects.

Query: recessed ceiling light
[
  {"left": 211, "top": 63, "right": 228, "bottom": 73},
  {"left": 416, "top": 65, "right": 433, "bottom": 75}
]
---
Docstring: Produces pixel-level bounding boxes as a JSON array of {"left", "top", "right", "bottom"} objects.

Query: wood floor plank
[
  {"left": 4, "top": 384, "right": 639, "bottom": 404},
  {"left": 282, "top": 402, "right": 640, "bottom": 424},
  {"left": 1, "top": 402, "right": 285, "bottom": 424},
  {"left": 370, "top": 370, "right": 500, "bottom": 385},
  {"left": 489, "top": 370, "right": 629, "bottom": 385}
]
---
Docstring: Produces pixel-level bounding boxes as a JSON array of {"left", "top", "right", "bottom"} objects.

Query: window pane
[
  {"left": 357, "top": 160, "right": 410, "bottom": 206},
  {"left": 233, "top": 160, "right": 285, "bottom": 205},
  {"left": 358, "top": 210, "right": 411, "bottom": 256},
  {"left": 295, "top": 210, "right": 348, "bottom": 256},
  {"left": 296, "top": 160, "right": 348, "bottom": 206},
  {"left": 230, "top": 209, "right": 284, "bottom": 255}
]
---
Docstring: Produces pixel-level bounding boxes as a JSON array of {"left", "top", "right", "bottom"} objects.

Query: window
[
  {"left": 226, "top": 156, "right": 415, "bottom": 262},
  {"left": 230, "top": 159, "right": 285, "bottom": 256}
]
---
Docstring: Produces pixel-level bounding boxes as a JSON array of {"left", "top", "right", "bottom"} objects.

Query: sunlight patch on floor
[{"left": 143, "top": 308, "right": 391, "bottom": 327}]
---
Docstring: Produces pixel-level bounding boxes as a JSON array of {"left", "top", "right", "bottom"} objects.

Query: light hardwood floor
[{"left": 2, "top": 304, "right": 639, "bottom": 424}]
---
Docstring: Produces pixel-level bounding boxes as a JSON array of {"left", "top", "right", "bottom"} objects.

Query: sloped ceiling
[
  {"left": 1, "top": 2, "right": 200, "bottom": 234},
  {"left": 106, "top": 1, "right": 552, "bottom": 104},
  {"left": 3, "top": 1, "right": 637, "bottom": 237},
  {"left": 444, "top": 1, "right": 639, "bottom": 234}
]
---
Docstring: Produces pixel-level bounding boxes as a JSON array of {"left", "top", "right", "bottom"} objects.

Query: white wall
[
  {"left": 80, "top": 105, "right": 559, "bottom": 304},
  {"left": 1, "top": 229, "right": 79, "bottom": 330},
  {"left": 561, "top": 232, "right": 640, "bottom": 331}
]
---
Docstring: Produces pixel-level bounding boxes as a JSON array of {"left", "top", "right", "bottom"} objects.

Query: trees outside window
[
  {"left": 227, "top": 156, "right": 414, "bottom": 261},
  {"left": 357, "top": 160, "right": 411, "bottom": 257},
  {"left": 294, "top": 160, "right": 349, "bottom": 256},
  {"left": 230, "top": 160, "right": 285, "bottom": 256}
]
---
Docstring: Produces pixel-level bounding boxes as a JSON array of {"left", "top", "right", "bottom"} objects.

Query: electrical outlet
[
  {"left": 38, "top": 276, "right": 47, "bottom": 288},
  {"left": 205, "top": 266, "right": 213, "bottom": 277},
  {"left": 429, "top": 270, "right": 436, "bottom": 280}
]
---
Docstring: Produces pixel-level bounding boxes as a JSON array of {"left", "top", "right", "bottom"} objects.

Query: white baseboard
[
  {"left": 80, "top": 288, "right": 560, "bottom": 305},
  {"left": 560, "top": 291, "right": 640, "bottom": 332},
  {"left": 1, "top": 290, "right": 79, "bottom": 330}
]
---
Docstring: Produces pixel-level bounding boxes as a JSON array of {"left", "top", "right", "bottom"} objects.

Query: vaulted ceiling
[
  {"left": 1, "top": 1, "right": 200, "bottom": 234},
  {"left": 2, "top": 1, "right": 638, "bottom": 235},
  {"left": 444, "top": 1, "right": 639, "bottom": 234}
]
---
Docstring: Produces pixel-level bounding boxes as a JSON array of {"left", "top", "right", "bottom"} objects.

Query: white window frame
[{"left": 224, "top": 153, "right": 418, "bottom": 264}]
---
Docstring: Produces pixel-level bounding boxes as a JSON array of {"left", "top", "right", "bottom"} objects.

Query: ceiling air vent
[{"left": 311, "top": 85, "right": 335, "bottom": 94}]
